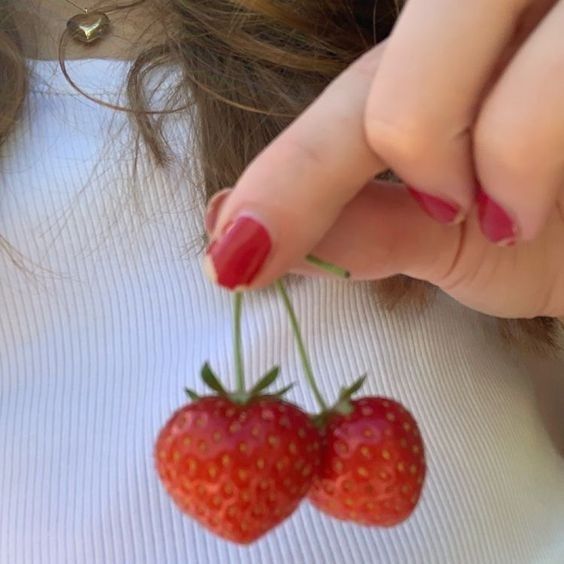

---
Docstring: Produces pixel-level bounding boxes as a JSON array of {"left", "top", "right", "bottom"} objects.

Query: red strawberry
[
  {"left": 155, "top": 364, "right": 322, "bottom": 544},
  {"left": 274, "top": 277, "right": 427, "bottom": 527},
  {"left": 309, "top": 394, "right": 426, "bottom": 527}
]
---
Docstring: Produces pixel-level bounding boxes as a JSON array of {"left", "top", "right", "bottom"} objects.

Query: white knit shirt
[{"left": 0, "top": 59, "right": 563, "bottom": 564}]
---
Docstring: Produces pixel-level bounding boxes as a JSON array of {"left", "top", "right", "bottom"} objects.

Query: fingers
[
  {"left": 206, "top": 180, "right": 461, "bottom": 284},
  {"left": 364, "top": 0, "right": 532, "bottom": 219},
  {"left": 205, "top": 179, "right": 563, "bottom": 317},
  {"left": 475, "top": 0, "right": 564, "bottom": 242},
  {"left": 205, "top": 45, "right": 387, "bottom": 291},
  {"left": 292, "top": 181, "right": 563, "bottom": 318},
  {"left": 203, "top": 0, "right": 564, "bottom": 297}
]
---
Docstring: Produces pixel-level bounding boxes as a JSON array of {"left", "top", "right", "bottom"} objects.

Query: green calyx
[
  {"left": 332, "top": 374, "right": 367, "bottom": 415},
  {"left": 185, "top": 363, "right": 294, "bottom": 405},
  {"left": 186, "top": 291, "right": 296, "bottom": 405},
  {"left": 311, "top": 374, "right": 367, "bottom": 428}
]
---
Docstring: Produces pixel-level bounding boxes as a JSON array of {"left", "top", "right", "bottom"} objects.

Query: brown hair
[
  {"left": 0, "top": 1, "right": 28, "bottom": 263},
  {"left": 0, "top": 0, "right": 561, "bottom": 350}
]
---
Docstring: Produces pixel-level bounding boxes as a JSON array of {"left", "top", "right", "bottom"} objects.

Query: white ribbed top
[{"left": 0, "top": 58, "right": 563, "bottom": 564}]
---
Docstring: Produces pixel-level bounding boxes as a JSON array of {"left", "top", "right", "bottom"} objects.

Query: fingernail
[
  {"left": 204, "top": 215, "right": 272, "bottom": 290},
  {"left": 476, "top": 188, "right": 518, "bottom": 246},
  {"left": 407, "top": 187, "right": 463, "bottom": 225},
  {"left": 205, "top": 188, "right": 233, "bottom": 234}
]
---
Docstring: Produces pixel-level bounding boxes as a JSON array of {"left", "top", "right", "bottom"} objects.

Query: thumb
[
  {"left": 304, "top": 180, "right": 564, "bottom": 319},
  {"left": 295, "top": 180, "right": 464, "bottom": 286}
]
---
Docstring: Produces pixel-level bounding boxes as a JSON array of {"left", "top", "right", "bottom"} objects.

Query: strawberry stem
[
  {"left": 306, "top": 254, "right": 350, "bottom": 278},
  {"left": 275, "top": 279, "right": 328, "bottom": 411},
  {"left": 234, "top": 292, "right": 245, "bottom": 393}
]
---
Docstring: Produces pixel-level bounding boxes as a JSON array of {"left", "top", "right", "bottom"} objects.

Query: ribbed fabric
[{"left": 0, "top": 59, "right": 563, "bottom": 564}]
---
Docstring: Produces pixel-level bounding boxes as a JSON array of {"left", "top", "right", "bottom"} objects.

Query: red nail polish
[
  {"left": 407, "top": 187, "right": 462, "bottom": 224},
  {"left": 476, "top": 189, "right": 518, "bottom": 246},
  {"left": 205, "top": 216, "right": 272, "bottom": 289}
]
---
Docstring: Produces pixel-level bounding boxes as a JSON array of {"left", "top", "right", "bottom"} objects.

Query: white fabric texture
[{"left": 0, "top": 59, "right": 563, "bottom": 564}]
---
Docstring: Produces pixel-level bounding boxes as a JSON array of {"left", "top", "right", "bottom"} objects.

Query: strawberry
[
  {"left": 309, "top": 390, "right": 426, "bottom": 527},
  {"left": 155, "top": 363, "right": 322, "bottom": 544},
  {"left": 275, "top": 279, "right": 426, "bottom": 527}
]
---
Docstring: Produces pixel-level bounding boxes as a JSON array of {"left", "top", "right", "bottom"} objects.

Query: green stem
[
  {"left": 275, "top": 279, "right": 328, "bottom": 411},
  {"left": 233, "top": 292, "right": 245, "bottom": 393},
  {"left": 306, "top": 254, "right": 350, "bottom": 279}
]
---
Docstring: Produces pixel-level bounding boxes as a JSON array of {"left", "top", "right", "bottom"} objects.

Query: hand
[{"left": 204, "top": 2, "right": 564, "bottom": 318}]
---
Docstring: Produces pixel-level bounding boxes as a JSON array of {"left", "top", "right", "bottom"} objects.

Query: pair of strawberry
[{"left": 155, "top": 284, "right": 426, "bottom": 545}]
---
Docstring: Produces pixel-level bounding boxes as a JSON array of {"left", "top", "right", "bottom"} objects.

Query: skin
[{"left": 205, "top": 3, "right": 564, "bottom": 319}]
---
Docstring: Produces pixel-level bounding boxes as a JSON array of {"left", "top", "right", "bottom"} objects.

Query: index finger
[{"left": 205, "top": 44, "right": 387, "bottom": 291}]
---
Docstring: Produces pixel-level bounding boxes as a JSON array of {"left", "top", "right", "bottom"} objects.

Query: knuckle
[
  {"left": 283, "top": 133, "right": 326, "bottom": 169},
  {"left": 534, "top": 257, "right": 563, "bottom": 317},
  {"left": 432, "top": 222, "right": 474, "bottom": 291},
  {"left": 269, "top": 128, "right": 326, "bottom": 172},
  {"left": 537, "top": 278, "right": 559, "bottom": 317},
  {"left": 364, "top": 113, "right": 434, "bottom": 170},
  {"left": 349, "top": 48, "right": 382, "bottom": 80}
]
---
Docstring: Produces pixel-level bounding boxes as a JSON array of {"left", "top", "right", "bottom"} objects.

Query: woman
[{"left": 0, "top": 0, "right": 563, "bottom": 562}]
